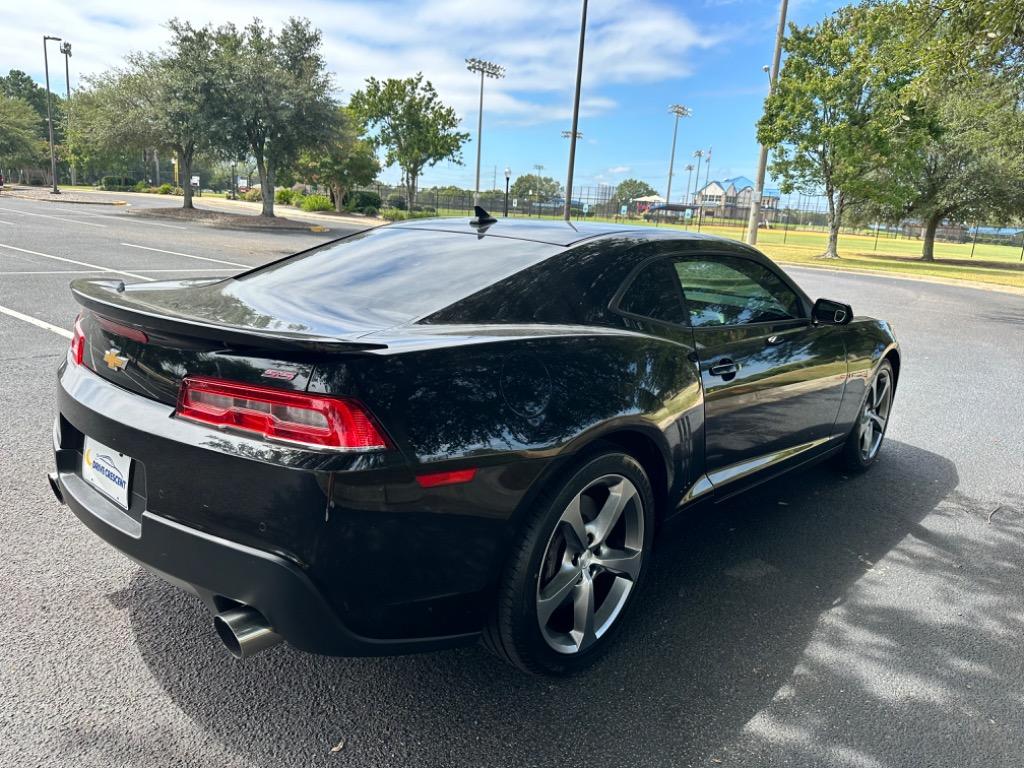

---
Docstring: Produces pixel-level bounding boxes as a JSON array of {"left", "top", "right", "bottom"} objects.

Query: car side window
[
  {"left": 617, "top": 259, "right": 687, "bottom": 325},
  {"left": 673, "top": 256, "right": 802, "bottom": 327}
]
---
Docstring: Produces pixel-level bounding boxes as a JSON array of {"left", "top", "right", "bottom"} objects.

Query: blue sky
[{"left": 6, "top": 0, "right": 845, "bottom": 195}]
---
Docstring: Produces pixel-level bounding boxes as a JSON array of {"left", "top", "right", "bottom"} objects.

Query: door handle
[{"left": 709, "top": 358, "right": 739, "bottom": 378}]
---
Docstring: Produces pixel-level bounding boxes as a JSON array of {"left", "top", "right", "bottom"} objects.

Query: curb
[{"left": 2, "top": 192, "right": 127, "bottom": 206}]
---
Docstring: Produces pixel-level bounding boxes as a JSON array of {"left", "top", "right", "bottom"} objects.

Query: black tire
[
  {"left": 838, "top": 360, "right": 894, "bottom": 473},
  {"left": 483, "top": 449, "right": 655, "bottom": 675}
]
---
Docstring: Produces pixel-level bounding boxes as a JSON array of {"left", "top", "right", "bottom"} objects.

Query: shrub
[
  {"left": 133, "top": 181, "right": 150, "bottom": 193},
  {"left": 346, "top": 190, "right": 382, "bottom": 211},
  {"left": 242, "top": 188, "right": 262, "bottom": 202},
  {"left": 157, "top": 183, "right": 173, "bottom": 195},
  {"left": 361, "top": 205, "right": 379, "bottom": 217},
  {"left": 300, "top": 194, "right": 333, "bottom": 212},
  {"left": 290, "top": 192, "right": 306, "bottom": 208},
  {"left": 381, "top": 209, "right": 408, "bottom": 222},
  {"left": 412, "top": 205, "right": 436, "bottom": 215},
  {"left": 386, "top": 194, "right": 407, "bottom": 210},
  {"left": 275, "top": 188, "right": 293, "bottom": 204}
]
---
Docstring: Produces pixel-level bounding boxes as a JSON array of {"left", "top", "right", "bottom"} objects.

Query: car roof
[{"left": 390, "top": 216, "right": 728, "bottom": 247}]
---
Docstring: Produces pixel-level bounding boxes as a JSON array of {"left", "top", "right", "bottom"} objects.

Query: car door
[{"left": 671, "top": 253, "right": 847, "bottom": 492}]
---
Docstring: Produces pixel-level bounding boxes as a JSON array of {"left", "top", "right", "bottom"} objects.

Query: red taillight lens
[
  {"left": 415, "top": 468, "right": 477, "bottom": 488},
  {"left": 69, "top": 315, "right": 85, "bottom": 366},
  {"left": 176, "top": 376, "right": 389, "bottom": 451}
]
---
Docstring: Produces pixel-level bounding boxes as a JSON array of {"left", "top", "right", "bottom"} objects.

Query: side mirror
[{"left": 812, "top": 297, "right": 853, "bottom": 325}]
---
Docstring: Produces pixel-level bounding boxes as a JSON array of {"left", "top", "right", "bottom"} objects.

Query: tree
[
  {"left": 0, "top": 96, "right": 42, "bottom": 166},
  {"left": 296, "top": 107, "right": 380, "bottom": 211},
  {"left": 614, "top": 178, "right": 658, "bottom": 206},
  {"left": 758, "top": 3, "right": 917, "bottom": 258},
  {"left": 202, "top": 18, "right": 336, "bottom": 217},
  {"left": 509, "top": 173, "right": 562, "bottom": 201},
  {"left": 349, "top": 73, "right": 468, "bottom": 206},
  {"left": 864, "top": 76, "right": 1024, "bottom": 260},
  {"left": 0, "top": 70, "right": 52, "bottom": 139}
]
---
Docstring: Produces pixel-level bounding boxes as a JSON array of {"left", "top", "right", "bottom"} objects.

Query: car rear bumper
[{"left": 52, "top": 361, "right": 494, "bottom": 656}]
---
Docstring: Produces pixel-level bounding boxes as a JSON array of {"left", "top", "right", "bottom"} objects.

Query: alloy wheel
[
  {"left": 535, "top": 473, "right": 645, "bottom": 654},
  {"left": 859, "top": 367, "right": 892, "bottom": 461}
]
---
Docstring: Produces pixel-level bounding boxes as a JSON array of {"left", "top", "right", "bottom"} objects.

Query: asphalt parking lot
[{"left": 1, "top": 193, "right": 1022, "bottom": 768}]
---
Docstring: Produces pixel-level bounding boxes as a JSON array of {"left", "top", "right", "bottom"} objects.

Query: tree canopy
[
  {"left": 614, "top": 179, "right": 659, "bottom": 206},
  {"left": 0, "top": 96, "right": 43, "bottom": 166},
  {"left": 296, "top": 107, "right": 380, "bottom": 212},
  {"left": 509, "top": 173, "right": 562, "bottom": 201},
  {"left": 350, "top": 73, "right": 467, "bottom": 206}
]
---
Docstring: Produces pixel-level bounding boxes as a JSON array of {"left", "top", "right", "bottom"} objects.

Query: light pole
[
  {"left": 563, "top": 0, "right": 588, "bottom": 222},
  {"left": 746, "top": 0, "right": 789, "bottom": 245},
  {"left": 466, "top": 57, "right": 505, "bottom": 207},
  {"left": 59, "top": 41, "right": 75, "bottom": 186},
  {"left": 664, "top": 104, "right": 692, "bottom": 210},
  {"left": 684, "top": 164, "right": 696, "bottom": 204},
  {"left": 42, "top": 35, "right": 62, "bottom": 194},
  {"left": 504, "top": 167, "right": 511, "bottom": 217}
]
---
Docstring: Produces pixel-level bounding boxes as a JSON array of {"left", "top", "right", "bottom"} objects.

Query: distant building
[{"left": 693, "top": 176, "right": 781, "bottom": 221}]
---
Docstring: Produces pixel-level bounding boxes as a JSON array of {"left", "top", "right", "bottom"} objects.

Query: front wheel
[
  {"left": 839, "top": 360, "right": 894, "bottom": 472},
  {"left": 483, "top": 450, "right": 655, "bottom": 675}
]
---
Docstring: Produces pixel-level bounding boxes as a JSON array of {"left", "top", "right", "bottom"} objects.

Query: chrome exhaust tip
[
  {"left": 47, "top": 472, "right": 65, "bottom": 505},
  {"left": 213, "top": 607, "right": 282, "bottom": 659}
]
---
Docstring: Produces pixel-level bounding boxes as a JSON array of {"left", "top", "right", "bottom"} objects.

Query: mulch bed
[{"left": 129, "top": 206, "right": 330, "bottom": 232}]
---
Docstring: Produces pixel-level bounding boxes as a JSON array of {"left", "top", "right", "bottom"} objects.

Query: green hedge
[{"left": 300, "top": 195, "right": 333, "bottom": 212}]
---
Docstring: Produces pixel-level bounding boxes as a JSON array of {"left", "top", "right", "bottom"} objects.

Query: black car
[{"left": 50, "top": 216, "right": 900, "bottom": 675}]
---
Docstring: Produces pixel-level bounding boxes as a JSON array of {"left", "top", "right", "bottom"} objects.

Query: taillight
[
  {"left": 176, "top": 376, "right": 389, "bottom": 451},
  {"left": 69, "top": 315, "right": 85, "bottom": 366},
  {"left": 416, "top": 469, "right": 477, "bottom": 488}
]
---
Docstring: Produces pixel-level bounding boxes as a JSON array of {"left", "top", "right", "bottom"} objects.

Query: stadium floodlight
[
  {"left": 664, "top": 104, "right": 693, "bottom": 210},
  {"left": 466, "top": 58, "right": 506, "bottom": 206}
]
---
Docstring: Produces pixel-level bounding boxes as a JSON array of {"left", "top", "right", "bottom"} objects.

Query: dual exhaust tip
[{"left": 214, "top": 606, "right": 282, "bottom": 659}]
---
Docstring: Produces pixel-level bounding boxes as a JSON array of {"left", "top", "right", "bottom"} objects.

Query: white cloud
[
  {"left": 4, "top": 0, "right": 718, "bottom": 127},
  {"left": 607, "top": 165, "right": 631, "bottom": 174}
]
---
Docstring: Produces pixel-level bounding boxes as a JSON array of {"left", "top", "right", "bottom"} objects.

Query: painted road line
[
  {"left": 120, "top": 243, "right": 247, "bottom": 267},
  {"left": 0, "top": 243, "right": 153, "bottom": 281},
  {"left": 0, "top": 206, "right": 107, "bottom": 228},
  {"left": 0, "top": 304, "right": 73, "bottom": 339},
  {"left": 0, "top": 219, "right": 15, "bottom": 226},
  {"left": 95, "top": 214, "right": 186, "bottom": 230}
]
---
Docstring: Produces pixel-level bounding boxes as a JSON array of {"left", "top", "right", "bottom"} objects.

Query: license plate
[{"left": 82, "top": 436, "right": 132, "bottom": 509}]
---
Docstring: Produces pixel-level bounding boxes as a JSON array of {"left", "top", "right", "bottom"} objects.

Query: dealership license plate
[{"left": 82, "top": 436, "right": 132, "bottom": 509}]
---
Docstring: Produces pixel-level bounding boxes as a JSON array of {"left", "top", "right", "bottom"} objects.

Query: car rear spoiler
[{"left": 70, "top": 279, "right": 388, "bottom": 354}]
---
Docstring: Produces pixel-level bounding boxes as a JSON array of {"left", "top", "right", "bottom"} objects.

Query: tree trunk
[
  {"left": 405, "top": 172, "right": 417, "bottom": 210},
  {"left": 255, "top": 157, "right": 275, "bottom": 217},
  {"left": 820, "top": 188, "right": 842, "bottom": 259},
  {"left": 333, "top": 184, "right": 345, "bottom": 213},
  {"left": 920, "top": 212, "right": 942, "bottom": 261},
  {"left": 180, "top": 149, "right": 194, "bottom": 210}
]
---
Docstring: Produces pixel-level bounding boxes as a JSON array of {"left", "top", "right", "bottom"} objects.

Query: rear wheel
[
  {"left": 839, "top": 360, "right": 894, "bottom": 472},
  {"left": 483, "top": 450, "right": 654, "bottom": 675}
]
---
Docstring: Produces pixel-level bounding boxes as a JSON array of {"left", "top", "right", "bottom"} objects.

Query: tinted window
[
  {"left": 674, "top": 257, "right": 801, "bottom": 327},
  {"left": 232, "top": 228, "right": 560, "bottom": 327},
  {"left": 617, "top": 259, "right": 686, "bottom": 324}
]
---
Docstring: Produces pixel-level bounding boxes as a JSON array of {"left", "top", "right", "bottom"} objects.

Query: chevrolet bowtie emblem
[{"left": 103, "top": 349, "right": 129, "bottom": 371}]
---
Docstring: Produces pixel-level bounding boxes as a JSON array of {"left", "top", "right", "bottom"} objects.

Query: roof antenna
[{"left": 470, "top": 205, "right": 497, "bottom": 227}]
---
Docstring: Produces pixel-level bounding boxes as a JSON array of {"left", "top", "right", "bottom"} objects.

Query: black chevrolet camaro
[{"left": 50, "top": 215, "right": 899, "bottom": 675}]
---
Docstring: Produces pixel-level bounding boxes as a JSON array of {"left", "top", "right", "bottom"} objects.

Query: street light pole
[
  {"left": 504, "top": 167, "right": 511, "bottom": 217},
  {"left": 746, "top": 0, "right": 789, "bottom": 245},
  {"left": 59, "top": 42, "right": 75, "bottom": 186},
  {"left": 42, "top": 35, "right": 62, "bottom": 194},
  {"left": 466, "top": 58, "right": 505, "bottom": 207},
  {"left": 665, "top": 105, "right": 692, "bottom": 210},
  {"left": 563, "top": 0, "right": 588, "bottom": 222}
]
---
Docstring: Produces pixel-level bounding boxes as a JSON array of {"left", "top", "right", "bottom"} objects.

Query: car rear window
[{"left": 231, "top": 227, "right": 561, "bottom": 326}]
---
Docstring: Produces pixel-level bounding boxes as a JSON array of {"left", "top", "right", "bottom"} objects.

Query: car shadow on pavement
[{"left": 117, "top": 439, "right": 1021, "bottom": 768}]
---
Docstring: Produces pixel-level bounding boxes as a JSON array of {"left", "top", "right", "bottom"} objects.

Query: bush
[
  {"left": 133, "top": 181, "right": 150, "bottom": 193},
  {"left": 361, "top": 205, "right": 379, "bottom": 217},
  {"left": 290, "top": 192, "right": 306, "bottom": 208},
  {"left": 412, "top": 205, "right": 436, "bottom": 214},
  {"left": 386, "top": 194, "right": 407, "bottom": 210},
  {"left": 300, "top": 194, "right": 333, "bottom": 212},
  {"left": 157, "top": 183, "right": 173, "bottom": 195},
  {"left": 275, "top": 188, "right": 293, "bottom": 204},
  {"left": 242, "top": 188, "right": 262, "bottom": 202},
  {"left": 346, "top": 190, "right": 382, "bottom": 211},
  {"left": 381, "top": 209, "right": 408, "bottom": 222}
]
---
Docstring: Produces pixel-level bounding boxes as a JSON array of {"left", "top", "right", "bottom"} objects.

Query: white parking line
[
  {"left": 121, "top": 242, "right": 247, "bottom": 267},
  {"left": 0, "top": 243, "right": 153, "bottom": 281},
  {"left": 96, "top": 214, "right": 186, "bottom": 230},
  {"left": 0, "top": 268, "right": 236, "bottom": 276},
  {"left": 0, "top": 304, "right": 73, "bottom": 339},
  {"left": 0, "top": 219, "right": 15, "bottom": 226},
  {"left": 0, "top": 206, "right": 107, "bottom": 228}
]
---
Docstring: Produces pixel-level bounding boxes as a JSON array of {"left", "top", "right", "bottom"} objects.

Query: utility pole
[
  {"left": 563, "top": 0, "right": 588, "bottom": 222},
  {"left": 60, "top": 41, "right": 74, "bottom": 186},
  {"left": 42, "top": 35, "right": 62, "bottom": 194},
  {"left": 684, "top": 164, "right": 695, "bottom": 204},
  {"left": 745, "top": 0, "right": 789, "bottom": 245},
  {"left": 664, "top": 105, "right": 692, "bottom": 209},
  {"left": 466, "top": 58, "right": 505, "bottom": 207}
]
